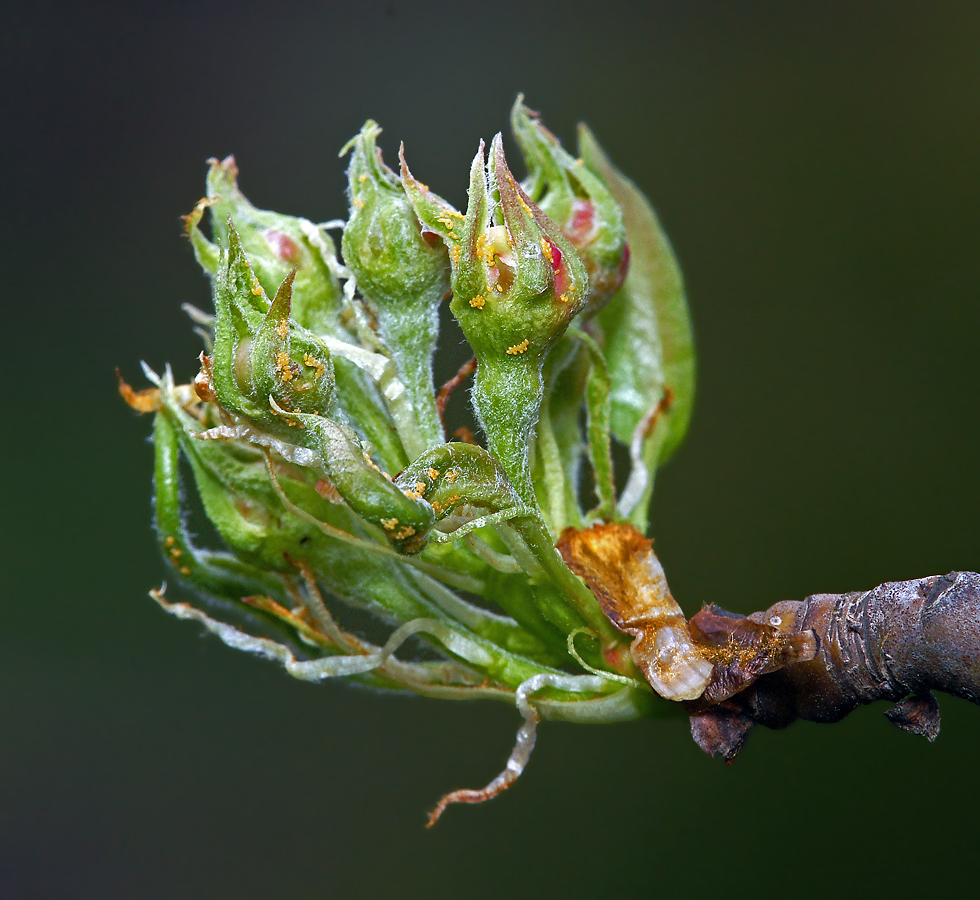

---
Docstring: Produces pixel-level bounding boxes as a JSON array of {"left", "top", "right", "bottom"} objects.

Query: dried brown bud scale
[{"left": 557, "top": 523, "right": 713, "bottom": 701}]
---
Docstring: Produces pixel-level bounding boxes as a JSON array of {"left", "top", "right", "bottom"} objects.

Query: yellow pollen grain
[
  {"left": 575, "top": 158, "right": 585, "bottom": 166},
  {"left": 431, "top": 500, "right": 442, "bottom": 513},
  {"left": 164, "top": 536, "right": 176, "bottom": 548},
  {"left": 353, "top": 197, "right": 364, "bottom": 209},
  {"left": 478, "top": 231, "right": 502, "bottom": 266},
  {"left": 450, "top": 245, "right": 461, "bottom": 264},
  {"left": 393, "top": 525, "right": 416, "bottom": 541},
  {"left": 251, "top": 277, "right": 263, "bottom": 296},
  {"left": 269, "top": 397, "right": 301, "bottom": 426},
  {"left": 303, "top": 352, "right": 326, "bottom": 379},
  {"left": 450, "top": 209, "right": 464, "bottom": 220},
  {"left": 180, "top": 566, "right": 191, "bottom": 575},
  {"left": 276, "top": 319, "right": 290, "bottom": 338},
  {"left": 507, "top": 339, "right": 530, "bottom": 355},
  {"left": 380, "top": 517, "right": 399, "bottom": 531},
  {"left": 275, "top": 352, "right": 294, "bottom": 381},
  {"left": 415, "top": 481, "right": 426, "bottom": 496},
  {"left": 358, "top": 174, "right": 368, "bottom": 183},
  {"left": 469, "top": 294, "right": 485, "bottom": 309},
  {"left": 427, "top": 468, "right": 439, "bottom": 480},
  {"left": 445, "top": 470, "right": 459, "bottom": 483},
  {"left": 540, "top": 238, "right": 553, "bottom": 263},
  {"left": 559, "top": 292, "right": 569, "bottom": 303}
]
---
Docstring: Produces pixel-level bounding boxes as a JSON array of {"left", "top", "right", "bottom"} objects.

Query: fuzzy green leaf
[{"left": 578, "top": 124, "right": 695, "bottom": 519}]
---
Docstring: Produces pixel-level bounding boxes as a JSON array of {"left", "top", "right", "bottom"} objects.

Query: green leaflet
[
  {"left": 531, "top": 336, "right": 587, "bottom": 535},
  {"left": 567, "top": 328, "right": 616, "bottom": 522},
  {"left": 578, "top": 125, "right": 695, "bottom": 523}
]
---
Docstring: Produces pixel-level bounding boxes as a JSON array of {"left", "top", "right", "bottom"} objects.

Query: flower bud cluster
[{"left": 127, "top": 96, "right": 698, "bottom": 819}]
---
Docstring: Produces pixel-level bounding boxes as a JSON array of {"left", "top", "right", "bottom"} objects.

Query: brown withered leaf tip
[
  {"left": 116, "top": 368, "right": 163, "bottom": 413},
  {"left": 884, "top": 692, "right": 941, "bottom": 741}
]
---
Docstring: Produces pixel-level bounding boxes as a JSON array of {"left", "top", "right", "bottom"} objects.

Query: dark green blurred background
[{"left": 3, "top": 2, "right": 979, "bottom": 896}]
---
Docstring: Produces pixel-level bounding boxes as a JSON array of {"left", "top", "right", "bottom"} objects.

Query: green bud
[
  {"left": 453, "top": 136, "right": 589, "bottom": 369},
  {"left": 209, "top": 223, "right": 336, "bottom": 443},
  {"left": 185, "top": 155, "right": 344, "bottom": 337},
  {"left": 395, "top": 440, "right": 525, "bottom": 526},
  {"left": 181, "top": 159, "right": 407, "bottom": 470},
  {"left": 405, "top": 135, "right": 588, "bottom": 506},
  {"left": 510, "top": 96, "right": 628, "bottom": 313},
  {"left": 341, "top": 122, "right": 450, "bottom": 449}
]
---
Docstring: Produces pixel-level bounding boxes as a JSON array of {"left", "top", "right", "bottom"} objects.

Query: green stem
[{"left": 471, "top": 359, "right": 544, "bottom": 510}]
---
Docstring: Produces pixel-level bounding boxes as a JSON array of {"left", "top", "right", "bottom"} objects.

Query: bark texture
[{"left": 686, "top": 572, "right": 980, "bottom": 760}]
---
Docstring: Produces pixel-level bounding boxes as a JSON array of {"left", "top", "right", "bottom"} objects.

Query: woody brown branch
[{"left": 687, "top": 572, "right": 980, "bottom": 760}]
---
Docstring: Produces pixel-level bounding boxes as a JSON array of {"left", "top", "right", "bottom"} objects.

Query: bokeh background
[{"left": 4, "top": 1, "right": 980, "bottom": 896}]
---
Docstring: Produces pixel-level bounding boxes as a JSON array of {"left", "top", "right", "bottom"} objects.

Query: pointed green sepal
[{"left": 399, "top": 145, "right": 467, "bottom": 260}]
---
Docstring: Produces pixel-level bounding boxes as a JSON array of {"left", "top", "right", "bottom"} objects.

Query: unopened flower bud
[
  {"left": 184, "top": 155, "right": 343, "bottom": 336},
  {"left": 404, "top": 134, "right": 589, "bottom": 505},
  {"left": 210, "top": 224, "right": 335, "bottom": 443},
  {"left": 341, "top": 122, "right": 450, "bottom": 448},
  {"left": 510, "top": 96, "right": 628, "bottom": 312}
]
